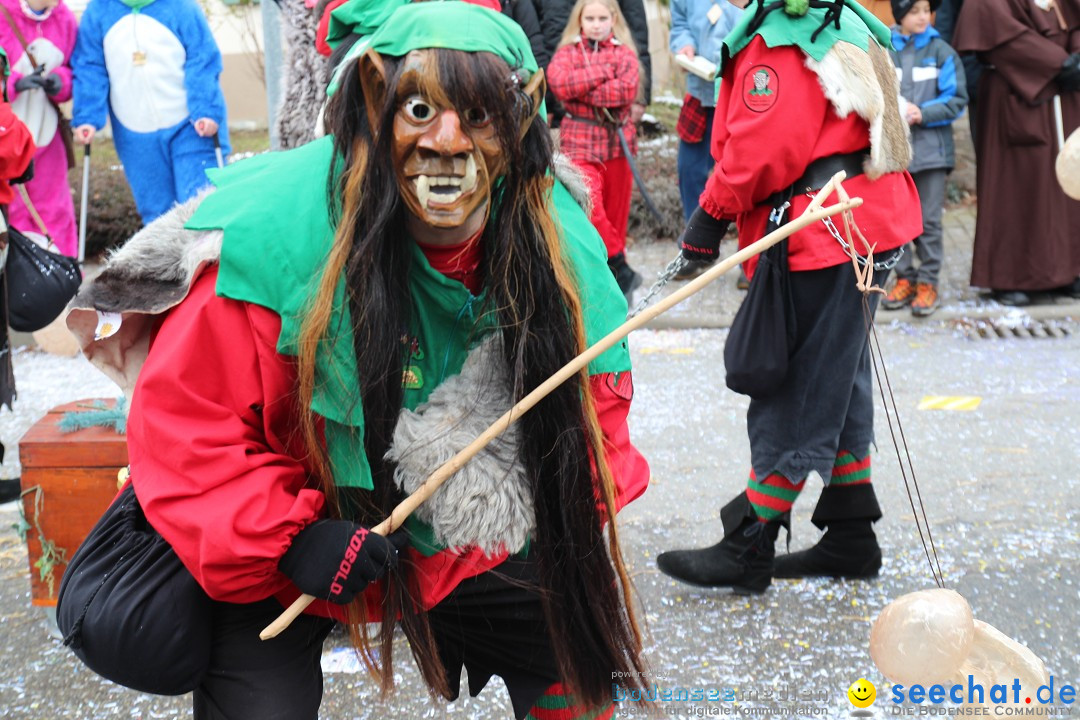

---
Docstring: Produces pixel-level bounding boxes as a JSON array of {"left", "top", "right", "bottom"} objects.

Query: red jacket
[
  {"left": 0, "top": 102, "right": 34, "bottom": 205},
  {"left": 128, "top": 266, "right": 650, "bottom": 622},
  {"left": 547, "top": 34, "right": 639, "bottom": 163},
  {"left": 700, "top": 35, "right": 922, "bottom": 276}
]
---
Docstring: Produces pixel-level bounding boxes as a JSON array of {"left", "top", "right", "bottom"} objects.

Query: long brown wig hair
[{"left": 301, "top": 47, "right": 649, "bottom": 708}]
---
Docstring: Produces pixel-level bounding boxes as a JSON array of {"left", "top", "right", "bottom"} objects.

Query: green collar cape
[
  {"left": 720, "top": 0, "right": 891, "bottom": 70},
  {"left": 184, "top": 136, "right": 630, "bottom": 494}
]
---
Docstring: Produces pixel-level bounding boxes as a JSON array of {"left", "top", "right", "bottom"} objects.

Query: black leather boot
[
  {"left": 656, "top": 493, "right": 786, "bottom": 595},
  {"left": 773, "top": 483, "right": 882, "bottom": 579}
]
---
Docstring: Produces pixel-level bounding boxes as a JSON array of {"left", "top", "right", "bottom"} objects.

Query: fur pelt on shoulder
[
  {"left": 385, "top": 335, "right": 532, "bottom": 556},
  {"left": 65, "top": 192, "right": 220, "bottom": 399},
  {"left": 804, "top": 40, "right": 912, "bottom": 179}
]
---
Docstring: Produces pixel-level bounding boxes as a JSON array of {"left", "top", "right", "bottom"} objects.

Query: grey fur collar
[
  {"left": 804, "top": 41, "right": 912, "bottom": 179},
  {"left": 385, "top": 335, "right": 532, "bottom": 556}
]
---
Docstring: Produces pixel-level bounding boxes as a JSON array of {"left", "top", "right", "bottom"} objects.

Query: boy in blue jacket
[{"left": 881, "top": 0, "right": 967, "bottom": 316}]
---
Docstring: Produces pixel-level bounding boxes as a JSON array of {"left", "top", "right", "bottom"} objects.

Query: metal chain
[
  {"left": 628, "top": 254, "right": 688, "bottom": 318},
  {"left": 626, "top": 191, "right": 900, "bottom": 319},
  {"left": 819, "top": 211, "right": 904, "bottom": 270}
]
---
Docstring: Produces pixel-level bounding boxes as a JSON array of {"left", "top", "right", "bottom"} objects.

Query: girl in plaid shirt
[{"left": 548, "top": 0, "right": 642, "bottom": 299}]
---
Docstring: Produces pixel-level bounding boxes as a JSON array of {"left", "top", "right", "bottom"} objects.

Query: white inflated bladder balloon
[
  {"left": 870, "top": 588, "right": 1050, "bottom": 703},
  {"left": 956, "top": 620, "right": 1050, "bottom": 707},
  {"left": 870, "top": 588, "right": 975, "bottom": 685},
  {"left": 1057, "top": 127, "right": 1080, "bottom": 200}
]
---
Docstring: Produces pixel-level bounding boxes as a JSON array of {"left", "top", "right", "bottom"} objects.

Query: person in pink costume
[{"left": 0, "top": 0, "right": 77, "bottom": 257}]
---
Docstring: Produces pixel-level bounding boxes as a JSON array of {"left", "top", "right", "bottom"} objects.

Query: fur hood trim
[{"left": 804, "top": 40, "right": 911, "bottom": 179}]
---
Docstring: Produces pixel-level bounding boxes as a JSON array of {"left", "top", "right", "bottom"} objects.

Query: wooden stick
[{"left": 260, "top": 173, "right": 859, "bottom": 641}]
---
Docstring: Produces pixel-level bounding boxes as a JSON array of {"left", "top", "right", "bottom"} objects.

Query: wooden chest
[{"left": 19, "top": 398, "right": 127, "bottom": 606}]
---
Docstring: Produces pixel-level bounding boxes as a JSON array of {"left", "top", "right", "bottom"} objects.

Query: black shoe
[
  {"left": 736, "top": 270, "right": 750, "bottom": 290},
  {"left": 1055, "top": 277, "right": 1080, "bottom": 299},
  {"left": 993, "top": 290, "right": 1031, "bottom": 307},
  {"left": 656, "top": 493, "right": 785, "bottom": 594},
  {"left": 673, "top": 258, "right": 714, "bottom": 281},
  {"left": 773, "top": 520, "right": 882, "bottom": 579}
]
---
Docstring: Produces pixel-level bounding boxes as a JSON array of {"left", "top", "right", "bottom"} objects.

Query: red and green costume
[
  {"left": 657, "top": 0, "right": 921, "bottom": 591},
  {"left": 700, "top": 1, "right": 921, "bottom": 516},
  {"left": 122, "top": 135, "right": 649, "bottom": 622}
]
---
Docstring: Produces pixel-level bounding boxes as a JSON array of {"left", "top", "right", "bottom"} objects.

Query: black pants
[
  {"left": 192, "top": 598, "right": 334, "bottom": 720},
  {"left": 427, "top": 557, "right": 561, "bottom": 719},
  {"left": 192, "top": 560, "right": 562, "bottom": 720},
  {"left": 747, "top": 263, "right": 889, "bottom": 484}
]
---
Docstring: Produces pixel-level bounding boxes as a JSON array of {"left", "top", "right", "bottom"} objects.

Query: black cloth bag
[
  {"left": 723, "top": 201, "right": 797, "bottom": 398},
  {"left": 56, "top": 483, "right": 214, "bottom": 695},
  {"left": 4, "top": 226, "right": 81, "bottom": 333}
]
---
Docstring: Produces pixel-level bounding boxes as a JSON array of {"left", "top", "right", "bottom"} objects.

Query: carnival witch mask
[{"left": 357, "top": 47, "right": 544, "bottom": 234}]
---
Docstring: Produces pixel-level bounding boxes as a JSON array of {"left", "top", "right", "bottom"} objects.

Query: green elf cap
[
  {"left": 328, "top": 1, "right": 543, "bottom": 115},
  {"left": 324, "top": 0, "right": 408, "bottom": 52},
  {"left": 365, "top": 1, "right": 538, "bottom": 76}
]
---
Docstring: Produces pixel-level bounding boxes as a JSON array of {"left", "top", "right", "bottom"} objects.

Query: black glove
[
  {"left": 278, "top": 519, "right": 404, "bottom": 604},
  {"left": 678, "top": 205, "right": 731, "bottom": 263},
  {"left": 1058, "top": 53, "right": 1080, "bottom": 92},
  {"left": 41, "top": 73, "right": 62, "bottom": 96},
  {"left": 14, "top": 70, "right": 45, "bottom": 93}
]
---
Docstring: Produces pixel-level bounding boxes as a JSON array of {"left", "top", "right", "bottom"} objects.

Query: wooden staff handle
[{"left": 260, "top": 173, "right": 860, "bottom": 641}]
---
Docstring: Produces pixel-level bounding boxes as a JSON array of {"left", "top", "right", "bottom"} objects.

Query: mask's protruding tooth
[
  {"left": 416, "top": 175, "right": 431, "bottom": 209},
  {"left": 462, "top": 155, "right": 477, "bottom": 193}
]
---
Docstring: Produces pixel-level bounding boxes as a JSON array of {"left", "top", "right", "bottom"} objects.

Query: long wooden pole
[{"left": 260, "top": 174, "right": 860, "bottom": 641}]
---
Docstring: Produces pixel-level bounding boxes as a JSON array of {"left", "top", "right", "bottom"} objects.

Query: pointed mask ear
[
  {"left": 357, "top": 48, "right": 388, "bottom": 137},
  {"left": 519, "top": 69, "right": 546, "bottom": 140}
]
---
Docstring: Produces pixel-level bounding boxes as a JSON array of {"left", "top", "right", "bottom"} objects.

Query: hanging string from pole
[{"left": 830, "top": 180, "right": 946, "bottom": 589}]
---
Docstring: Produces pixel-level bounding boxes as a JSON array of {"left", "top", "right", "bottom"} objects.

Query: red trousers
[{"left": 575, "top": 157, "right": 632, "bottom": 259}]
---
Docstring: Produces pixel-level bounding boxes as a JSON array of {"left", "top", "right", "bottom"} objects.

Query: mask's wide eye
[
  {"left": 464, "top": 107, "right": 492, "bottom": 127},
  {"left": 402, "top": 96, "right": 434, "bottom": 123}
]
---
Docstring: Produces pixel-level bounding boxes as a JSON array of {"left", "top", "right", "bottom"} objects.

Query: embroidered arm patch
[{"left": 743, "top": 64, "right": 779, "bottom": 112}]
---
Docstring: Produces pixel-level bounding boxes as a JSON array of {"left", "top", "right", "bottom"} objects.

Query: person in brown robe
[{"left": 953, "top": 0, "right": 1080, "bottom": 306}]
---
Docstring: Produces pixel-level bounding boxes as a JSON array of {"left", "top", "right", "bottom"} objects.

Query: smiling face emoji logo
[{"left": 848, "top": 678, "right": 876, "bottom": 709}]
